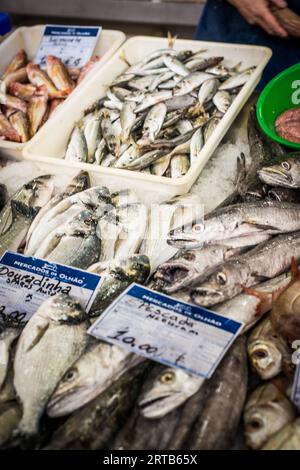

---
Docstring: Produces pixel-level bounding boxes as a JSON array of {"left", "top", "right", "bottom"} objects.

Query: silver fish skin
[
  {"left": 190, "top": 127, "right": 204, "bottom": 165},
  {"left": 101, "top": 116, "right": 122, "bottom": 157},
  {"left": 163, "top": 56, "right": 189, "bottom": 77},
  {"left": 139, "top": 102, "right": 167, "bottom": 144},
  {"left": 34, "top": 210, "right": 100, "bottom": 269},
  {"left": 47, "top": 341, "right": 144, "bottom": 417},
  {"left": 247, "top": 317, "right": 292, "bottom": 380},
  {"left": 120, "top": 101, "right": 136, "bottom": 143},
  {"left": 26, "top": 170, "right": 90, "bottom": 252},
  {"left": 168, "top": 201, "right": 300, "bottom": 250},
  {"left": 83, "top": 115, "right": 102, "bottom": 163},
  {"left": 258, "top": 156, "right": 300, "bottom": 189},
  {"left": 213, "top": 90, "right": 232, "bottom": 114},
  {"left": 262, "top": 418, "right": 300, "bottom": 450},
  {"left": 204, "top": 115, "right": 220, "bottom": 142},
  {"left": 219, "top": 67, "right": 255, "bottom": 90},
  {"left": 0, "top": 175, "right": 54, "bottom": 258},
  {"left": 25, "top": 186, "right": 111, "bottom": 257},
  {"left": 65, "top": 126, "right": 88, "bottom": 162},
  {"left": 154, "top": 244, "right": 243, "bottom": 294},
  {"left": 114, "top": 145, "right": 140, "bottom": 169},
  {"left": 186, "top": 56, "right": 223, "bottom": 72},
  {"left": 191, "top": 231, "right": 300, "bottom": 307},
  {"left": 97, "top": 210, "right": 122, "bottom": 262},
  {"left": 14, "top": 294, "right": 89, "bottom": 437},
  {"left": 170, "top": 154, "right": 190, "bottom": 178},
  {"left": 124, "top": 149, "right": 167, "bottom": 171},
  {"left": 88, "top": 254, "right": 150, "bottom": 317},
  {"left": 198, "top": 78, "right": 219, "bottom": 105},
  {"left": 173, "top": 72, "right": 213, "bottom": 97},
  {"left": 244, "top": 381, "right": 296, "bottom": 449},
  {"left": 135, "top": 91, "right": 172, "bottom": 113}
]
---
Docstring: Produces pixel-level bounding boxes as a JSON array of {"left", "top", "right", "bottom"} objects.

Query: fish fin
[
  {"left": 242, "top": 286, "right": 272, "bottom": 317},
  {"left": 167, "top": 32, "right": 177, "bottom": 49},
  {"left": 23, "top": 317, "right": 50, "bottom": 352},
  {"left": 244, "top": 221, "right": 279, "bottom": 231},
  {"left": 291, "top": 257, "right": 300, "bottom": 280},
  {"left": 271, "top": 285, "right": 287, "bottom": 304}
]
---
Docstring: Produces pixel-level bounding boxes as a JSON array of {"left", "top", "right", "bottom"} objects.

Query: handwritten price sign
[
  {"left": 89, "top": 284, "right": 243, "bottom": 378},
  {"left": 0, "top": 251, "right": 102, "bottom": 326}
]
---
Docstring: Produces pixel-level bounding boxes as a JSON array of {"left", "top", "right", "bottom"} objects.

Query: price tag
[
  {"left": 0, "top": 251, "right": 102, "bottom": 327},
  {"left": 292, "top": 363, "right": 300, "bottom": 410},
  {"left": 88, "top": 283, "right": 243, "bottom": 378},
  {"left": 35, "top": 24, "right": 101, "bottom": 68}
]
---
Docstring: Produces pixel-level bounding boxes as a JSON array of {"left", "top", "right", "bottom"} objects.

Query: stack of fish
[
  {"left": 64, "top": 43, "right": 255, "bottom": 178},
  {"left": 0, "top": 49, "right": 100, "bottom": 142},
  {"left": 1, "top": 106, "right": 300, "bottom": 450},
  {"left": 150, "top": 107, "right": 300, "bottom": 449}
]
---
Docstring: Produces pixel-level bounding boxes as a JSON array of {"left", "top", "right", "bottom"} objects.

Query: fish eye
[
  {"left": 253, "top": 349, "right": 268, "bottom": 359},
  {"left": 248, "top": 418, "right": 263, "bottom": 430},
  {"left": 216, "top": 272, "right": 227, "bottom": 285},
  {"left": 192, "top": 224, "right": 203, "bottom": 233},
  {"left": 281, "top": 161, "right": 291, "bottom": 171},
  {"left": 84, "top": 219, "right": 91, "bottom": 225},
  {"left": 160, "top": 371, "right": 175, "bottom": 384},
  {"left": 64, "top": 368, "right": 77, "bottom": 382}
]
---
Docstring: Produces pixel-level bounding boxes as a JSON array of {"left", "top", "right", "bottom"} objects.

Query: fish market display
[
  {"left": 63, "top": 45, "right": 255, "bottom": 177},
  {"left": 0, "top": 49, "right": 100, "bottom": 143},
  {"left": 14, "top": 294, "right": 89, "bottom": 438},
  {"left": 275, "top": 107, "right": 300, "bottom": 144},
  {"left": 1, "top": 99, "right": 300, "bottom": 451},
  {"left": 112, "top": 336, "right": 247, "bottom": 450},
  {"left": 244, "top": 380, "right": 296, "bottom": 449}
]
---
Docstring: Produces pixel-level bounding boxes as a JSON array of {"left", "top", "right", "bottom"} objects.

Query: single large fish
[
  {"left": 47, "top": 341, "right": 144, "bottom": 417},
  {"left": 168, "top": 201, "right": 300, "bottom": 250},
  {"left": 14, "top": 294, "right": 89, "bottom": 438}
]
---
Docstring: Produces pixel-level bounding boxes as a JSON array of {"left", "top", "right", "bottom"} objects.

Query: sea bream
[
  {"left": 43, "top": 362, "right": 148, "bottom": 450},
  {"left": 14, "top": 294, "right": 89, "bottom": 438},
  {"left": 47, "top": 341, "right": 144, "bottom": 417}
]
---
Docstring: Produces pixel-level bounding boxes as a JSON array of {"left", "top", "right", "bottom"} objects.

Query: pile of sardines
[
  {"left": 64, "top": 43, "right": 255, "bottom": 178},
  {"left": 0, "top": 49, "right": 100, "bottom": 143},
  {"left": 1, "top": 107, "right": 300, "bottom": 450}
]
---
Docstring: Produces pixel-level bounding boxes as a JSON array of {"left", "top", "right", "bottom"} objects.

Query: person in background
[{"left": 195, "top": 0, "right": 300, "bottom": 87}]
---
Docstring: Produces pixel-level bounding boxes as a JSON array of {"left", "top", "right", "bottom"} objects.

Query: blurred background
[{"left": 1, "top": 0, "right": 205, "bottom": 38}]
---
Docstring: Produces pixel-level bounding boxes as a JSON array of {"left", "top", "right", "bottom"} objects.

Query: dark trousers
[{"left": 194, "top": 0, "right": 300, "bottom": 88}]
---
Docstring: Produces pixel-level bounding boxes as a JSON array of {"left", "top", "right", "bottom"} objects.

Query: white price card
[
  {"left": 292, "top": 362, "right": 300, "bottom": 410},
  {"left": 88, "top": 283, "right": 243, "bottom": 378},
  {"left": 35, "top": 24, "right": 101, "bottom": 68},
  {"left": 0, "top": 251, "right": 102, "bottom": 327}
]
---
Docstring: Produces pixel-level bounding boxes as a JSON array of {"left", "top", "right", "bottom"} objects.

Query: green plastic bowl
[{"left": 257, "top": 63, "right": 300, "bottom": 150}]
